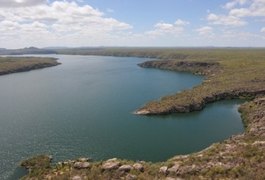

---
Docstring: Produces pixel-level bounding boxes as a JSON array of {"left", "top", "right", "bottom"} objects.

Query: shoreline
[
  {"left": 134, "top": 59, "right": 265, "bottom": 115},
  {"left": 10, "top": 49, "right": 265, "bottom": 179},
  {"left": 0, "top": 57, "right": 61, "bottom": 76},
  {"left": 20, "top": 96, "right": 265, "bottom": 179}
]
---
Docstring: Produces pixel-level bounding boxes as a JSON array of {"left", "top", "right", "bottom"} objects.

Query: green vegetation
[
  {"left": 20, "top": 155, "right": 52, "bottom": 178},
  {"left": 0, "top": 56, "right": 60, "bottom": 75},
  {"left": 19, "top": 48, "right": 265, "bottom": 179},
  {"left": 133, "top": 48, "right": 265, "bottom": 114},
  {"left": 54, "top": 47, "right": 265, "bottom": 115}
]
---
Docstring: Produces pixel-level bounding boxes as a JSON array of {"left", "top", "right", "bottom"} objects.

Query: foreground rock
[
  {"left": 167, "top": 163, "right": 181, "bottom": 174},
  {"left": 73, "top": 162, "right": 91, "bottom": 169},
  {"left": 159, "top": 166, "right": 168, "bottom": 174},
  {"left": 118, "top": 165, "right": 132, "bottom": 172},
  {"left": 133, "top": 163, "right": 144, "bottom": 172},
  {"left": 20, "top": 96, "right": 265, "bottom": 179},
  {"left": 102, "top": 158, "right": 121, "bottom": 170}
]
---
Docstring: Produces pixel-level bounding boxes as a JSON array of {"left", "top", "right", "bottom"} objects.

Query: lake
[{"left": 0, "top": 55, "right": 244, "bottom": 179}]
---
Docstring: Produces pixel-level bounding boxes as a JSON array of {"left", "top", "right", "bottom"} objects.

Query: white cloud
[
  {"left": 224, "top": 0, "right": 248, "bottom": 9},
  {"left": 229, "top": 8, "right": 250, "bottom": 17},
  {"left": 175, "top": 19, "right": 190, "bottom": 26},
  {"left": 0, "top": 1, "right": 132, "bottom": 48},
  {"left": 207, "top": 13, "right": 247, "bottom": 26},
  {"left": 228, "top": 0, "right": 265, "bottom": 17},
  {"left": 146, "top": 19, "right": 189, "bottom": 37},
  {"left": 208, "top": 0, "right": 265, "bottom": 27},
  {"left": 0, "top": 0, "right": 46, "bottom": 7},
  {"left": 196, "top": 26, "right": 214, "bottom": 36},
  {"left": 261, "top": 27, "right": 265, "bottom": 33}
]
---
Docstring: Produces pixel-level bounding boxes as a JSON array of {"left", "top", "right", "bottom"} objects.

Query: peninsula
[
  {"left": 0, "top": 56, "right": 61, "bottom": 76},
  {"left": 19, "top": 48, "right": 265, "bottom": 180}
]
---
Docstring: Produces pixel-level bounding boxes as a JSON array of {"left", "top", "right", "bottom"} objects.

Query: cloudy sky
[{"left": 0, "top": 0, "right": 265, "bottom": 48}]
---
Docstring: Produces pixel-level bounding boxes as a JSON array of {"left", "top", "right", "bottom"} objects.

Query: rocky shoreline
[
  {"left": 0, "top": 62, "right": 61, "bottom": 76},
  {"left": 135, "top": 89, "right": 265, "bottom": 115},
  {"left": 135, "top": 59, "right": 265, "bottom": 115},
  {"left": 18, "top": 49, "right": 265, "bottom": 179},
  {"left": 20, "top": 96, "right": 265, "bottom": 179}
]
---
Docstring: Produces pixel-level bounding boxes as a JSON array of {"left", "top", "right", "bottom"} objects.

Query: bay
[{"left": 0, "top": 55, "right": 244, "bottom": 179}]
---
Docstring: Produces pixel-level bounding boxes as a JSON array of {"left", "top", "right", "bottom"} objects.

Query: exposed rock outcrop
[
  {"left": 102, "top": 158, "right": 121, "bottom": 170},
  {"left": 73, "top": 162, "right": 91, "bottom": 169}
]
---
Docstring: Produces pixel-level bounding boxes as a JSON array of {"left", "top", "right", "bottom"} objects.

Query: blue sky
[{"left": 0, "top": 0, "right": 265, "bottom": 48}]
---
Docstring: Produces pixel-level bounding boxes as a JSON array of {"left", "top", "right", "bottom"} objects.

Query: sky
[{"left": 0, "top": 0, "right": 265, "bottom": 48}]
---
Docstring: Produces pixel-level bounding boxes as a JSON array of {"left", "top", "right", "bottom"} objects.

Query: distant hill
[{"left": 0, "top": 47, "right": 56, "bottom": 55}]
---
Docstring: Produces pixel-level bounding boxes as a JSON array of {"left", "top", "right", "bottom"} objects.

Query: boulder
[
  {"left": 125, "top": 174, "right": 137, "bottom": 180},
  {"left": 118, "top": 165, "right": 132, "bottom": 172},
  {"left": 168, "top": 163, "right": 180, "bottom": 173},
  {"left": 106, "top": 158, "right": 117, "bottom": 162},
  {"left": 73, "top": 162, "right": 91, "bottom": 169},
  {"left": 72, "top": 175, "right": 82, "bottom": 180},
  {"left": 78, "top": 157, "right": 92, "bottom": 162},
  {"left": 102, "top": 159, "right": 120, "bottom": 170},
  {"left": 133, "top": 163, "right": 144, "bottom": 172},
  {"left": 159, "top": 166, "right": 168, "bottom": 174},
  {"left": 165, "top": 177, "right": 184, "bottom": 180}
]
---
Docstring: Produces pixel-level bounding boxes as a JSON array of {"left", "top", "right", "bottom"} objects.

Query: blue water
[{"left": 0, "top": 55, "right": 244, "bottom": 179}]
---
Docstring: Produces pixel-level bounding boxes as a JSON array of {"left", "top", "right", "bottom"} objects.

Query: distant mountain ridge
[{"left": 0, "top": 47, "right": 56, "bottom": 55}]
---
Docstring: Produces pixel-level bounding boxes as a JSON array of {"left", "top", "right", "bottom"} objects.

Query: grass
[
  {"left": 0, "top": 56, "right": 60, "bottom": 75},
  {"left": 132, "top": 49, "right": 265, "bottom": 114}
]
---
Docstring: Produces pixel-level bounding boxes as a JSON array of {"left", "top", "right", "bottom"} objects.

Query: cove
[{"left": 0, "top": 55, "right": 244, "bottom": 179}]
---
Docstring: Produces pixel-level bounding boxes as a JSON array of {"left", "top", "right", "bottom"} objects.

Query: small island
[{"left": 0, "top": 56, "right": 61, "bottom": 76}]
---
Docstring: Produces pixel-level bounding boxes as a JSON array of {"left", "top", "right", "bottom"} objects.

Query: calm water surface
[{"left": 0, "top": 55, "right": 244, "bottom": 179}]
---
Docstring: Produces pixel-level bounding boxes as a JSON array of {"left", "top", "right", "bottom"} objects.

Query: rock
[
  {"left": 171, "top": 155, "right": 189, "bottom": 161},
  {"left": 165, "top": 178, "right": 176, "bottom": 180},
  {"left": 159, "top": 166, "right": 168, "bottom": 174},
  {"left": 72, "top": 175, "right": 82, "bottom": 180},
  {"left": 165, "top": 177, "right": 184, "bottom": 180},
  {"left": 118, "top": 165, "right": 132, "bottom": 172},
  {"left": 168, "top": 163, "right": 180, "bottom": 173},
  {"left": 73, "top": 162, "right": 91, "bottom": 169},
  {"left": 45, "top": 175, "right": 52, "bottom": 180},
  {"left": 133, "top": 163, "right": 144, "bottom": 172},
  {"left": 48, "top": 155, "right": 53, "bottom": 160},
  {"left": 77, "top": 157, "right": 92, "bottom": 162},
  {"left": 134, "top": 109, "right": 150, "bottom": 115},
  {"left": 102, "top": 159, "right": 121, "bottom": 170},
  {"left": 125, "top": 174, "right": 137, "bottom": 180},
  {"left": 106, "top": 158, "right": 117, "bottom": 162},
  {"left": 252, "top": 141, "right": 265, "bottom": 146},
  {"left": 62, "top": 161, "right": 72, "bottom": 166}
]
